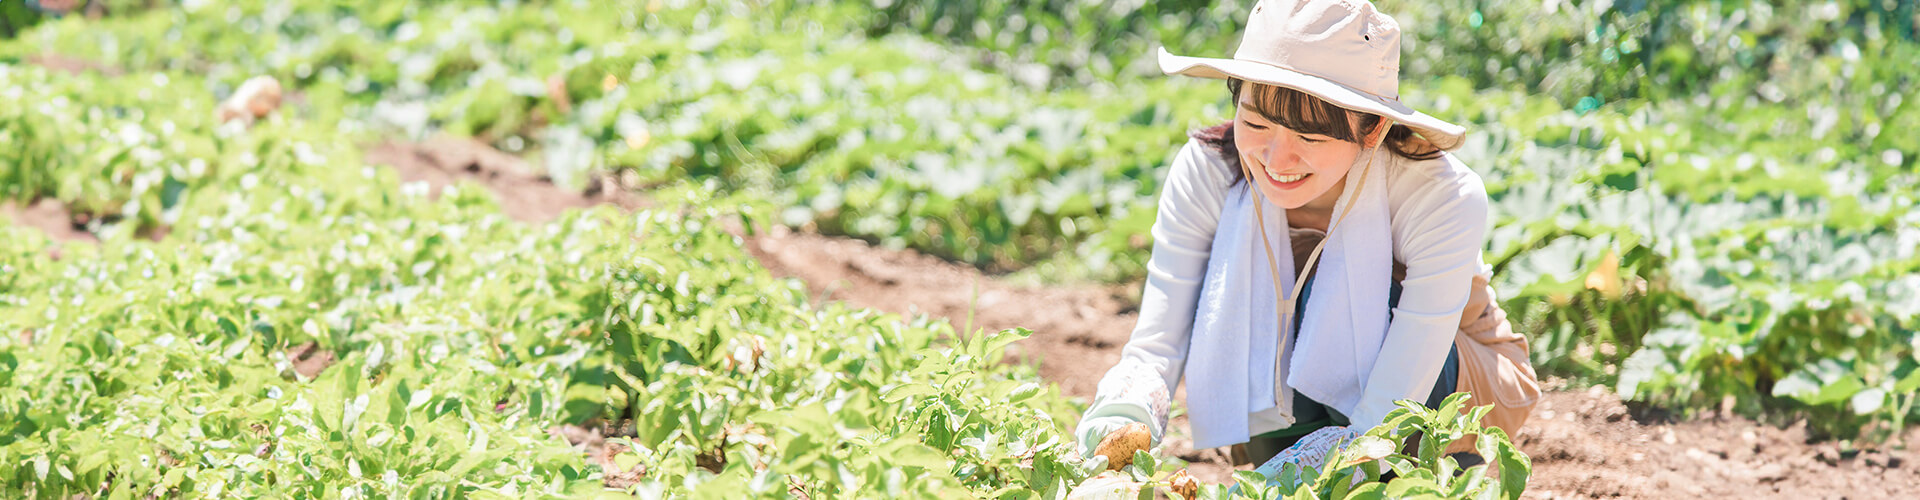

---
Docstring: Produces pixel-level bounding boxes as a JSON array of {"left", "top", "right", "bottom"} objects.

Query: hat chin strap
[
  {"left": 1245, "top": 143, "right": 1376, "bottom": 325},
  {"left": 1239, "top": 126, "right": 1384, "bottom": 423},
  {"left": 1239, "top": 117, "right": 1392, "bottom": 323}
]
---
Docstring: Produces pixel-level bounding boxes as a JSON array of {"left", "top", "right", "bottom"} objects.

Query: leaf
[
  {"left": 890, "top": 442, "right": 950, "bottom": 470},
  {"left": 408, "top": 387, "right": 435, "bottom": 411},
  {"left": 1775, "top": 362, "right": 1867, "bottom": 406},
  {"left": 983, "top": 328, "right": 1031, "bottom": 360},
  {"left": 1384, "top": 471, "right": 1442, "bottom": 497},
  {"left": 469, "top": 422, "right": 491, "bottom": 455},
  {"left": 1337, "top": 435, "right": 1397, "bottom": 469},
  {"left": 1130, "top": 449, "right": 1156, "bottom": 475},
  {"left": 1770, "top": 370, "right": 1825, "bottom": 400},
  {"left": 613, "top": 452, "right": 643, "bottom": 473},
  {"left": 1080, "top": 455, "right": 1112, "bottom": 478},
  {"left": 1851, "top": 388, "right": 1887, "bottom": 414},
  {"left": 1064, "top": 472, "right": 1144, "bottom": 500},
  {"left": 1382, "top": 456, "right": 1421, "bottom": 478},
  {"left": 1346, "top": 482, "right": 1388, "bottom": 500},
  {"left": 1894, "top": 365, "right": 1920, "bottom": 394},
  {"left": 449, "top": 452, "right": 490, "bottom": 479},
  {"left": 529, "top": 385, "right": 545, "bottom": 419},
  {"left": 1436, "top": 393, "right": 1469, "bottom": 423},
  {"left": 881, "top": 383, "right": 937, "bottom": 403},
  {"left": 1487, "top": 429, "right": 1531, "bottom": 500},
  {"left": 1007, "top": 382, "right": 1044, "bottom": 403},
  {"left": 1231, "top": 470, "right": 1269, "bottom": 496},
  {"left": 1812, "top": 376, "right": 1868, "bottom": 406},
  {"left": 388, "top": 381, "right": 410, "bottom": 428},
  {"left": 223, "top": 336, "right": 253, "bottom": 359},
  {"left": 342, "top": 393, "right": 370, "bottom": 433},
  {"left": 1277, "top": 461, "right": 1301, "bottom": 489},
  {"left": 247, "top": 398, "right": 278, "bottom": 416}
]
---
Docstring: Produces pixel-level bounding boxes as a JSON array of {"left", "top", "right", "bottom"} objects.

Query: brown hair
[{"left": 1192, "top": 79, "right": 1454, "bottom": 185}]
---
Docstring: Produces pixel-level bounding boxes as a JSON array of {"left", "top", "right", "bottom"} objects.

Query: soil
[
  {"left": 1, "top": 198, "right": 100, "bottom": 260},
  {"left": 22, "top": 53, "right": 122, "bottom": 76},
  {"left": 285, "top": 341, "right": 336, "bottom": 380},
  {"left": 361, "top": 137, "right": 646, "bottom": 223},
  {"left": 7, "top": 116, "right": 1914, "bottom": 497},
  {"left": 1519, "top": 383, "right": 1920, "bottom": 499},
  {"left": 742, "top": 227, "right": 1140, "bottom": 400}
]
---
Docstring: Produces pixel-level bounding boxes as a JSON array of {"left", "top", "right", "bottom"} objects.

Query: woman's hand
[
  {"left": 1254, "top": 425, "right": 1359, "bottom": 475},
  {"left": 1225, "top": 426, "right": 1362, "bottom": 496},
  {"left": 1076, "top": 358, "right": 1170, "bottom": 460},
  {"left": 1075, "top": 416, "right": 1147, "bottom": 460}
]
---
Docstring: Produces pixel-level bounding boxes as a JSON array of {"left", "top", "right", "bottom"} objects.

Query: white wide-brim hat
[{"left": 1158, "top": 0, "right": 1464, "bottom": 145}]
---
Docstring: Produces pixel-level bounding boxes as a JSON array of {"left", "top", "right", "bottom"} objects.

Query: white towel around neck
[{"left": 1182, "top": 146, "right": 1394, "bottom": 450}]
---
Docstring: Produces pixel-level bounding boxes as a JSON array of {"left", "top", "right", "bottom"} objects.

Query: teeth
[{"left": 1265, "top": 169, "right": 1309, "bottom": 183}]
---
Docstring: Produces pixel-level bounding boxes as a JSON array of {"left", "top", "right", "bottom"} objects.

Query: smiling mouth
[{"left": 1264, "top": 167, "right": 1310, "bottom": 184}]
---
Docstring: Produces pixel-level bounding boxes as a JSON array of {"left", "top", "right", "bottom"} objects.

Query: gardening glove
[
  {"left": 1074, "top": 415, "right": 1142, "bottom": 458},
  {"left": 1076, "top": 359, "right": 1171, "bottom": 458},
  {"left": 1226, "top": 426, "right": 1363, "bottom": 497},
  {"left": 1254, "top": 425, "right": 1359, "bottom": 476}
]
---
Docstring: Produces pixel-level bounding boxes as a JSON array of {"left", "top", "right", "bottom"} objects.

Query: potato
[
  {"left": 1093, "top": 422, "right": 1151, "bottom": 471},
  {"left": 216, "top": 76, "right": 283, "bottom": 125}
]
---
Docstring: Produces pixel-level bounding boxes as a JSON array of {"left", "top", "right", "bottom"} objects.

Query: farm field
[{"left": 2, "top": 0, "right": 1917, "bottom": 498}]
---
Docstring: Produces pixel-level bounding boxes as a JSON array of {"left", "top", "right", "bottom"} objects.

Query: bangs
[{"left": 1232, "top": 80, "right": 1359, "bottom": 142}]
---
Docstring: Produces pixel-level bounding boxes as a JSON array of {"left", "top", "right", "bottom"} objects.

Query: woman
[{"left": 1075, "top": 0, "right": 1539, "bottom": 471}]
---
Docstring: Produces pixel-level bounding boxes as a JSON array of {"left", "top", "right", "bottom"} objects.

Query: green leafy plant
[{"left": 1057, "top": 393, "right": 1529, "bottom": 500}]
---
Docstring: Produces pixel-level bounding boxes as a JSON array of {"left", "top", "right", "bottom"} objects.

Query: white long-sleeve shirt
[{"left": 1082, "top": 137, "right": 1491, "bottom": 448}]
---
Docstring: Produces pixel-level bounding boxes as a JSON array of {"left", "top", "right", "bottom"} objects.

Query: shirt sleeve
[
  {"left": 1078, "top": 138, "right": 1230, "bottom": 440},
  {"left": 1347, "top": 164, "right": 1491, "bottom": 430}
]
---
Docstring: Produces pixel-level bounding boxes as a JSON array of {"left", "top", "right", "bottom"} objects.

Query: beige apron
[
  {"left": 1384, "top": 264, "right": 1540, "bottom": 456},
  {"left": 1444, "top": 272, "right": 1541, "bottom": 455}
]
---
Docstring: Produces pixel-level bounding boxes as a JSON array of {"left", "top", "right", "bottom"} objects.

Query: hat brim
[{"left": 1157, "top": 47, "right": 1464, "bottom": 145}]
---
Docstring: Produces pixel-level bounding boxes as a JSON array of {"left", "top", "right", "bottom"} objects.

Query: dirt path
[
  {"left": 7, "top": 117, "right": 1914, "bottom": 496},
  {"left": 742, "top": 227, "right": 1140, "bottom": 399}
]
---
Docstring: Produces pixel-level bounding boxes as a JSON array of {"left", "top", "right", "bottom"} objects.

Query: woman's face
[{"left": 1232, "top": 86, "right": 1383, "bottom": 212}]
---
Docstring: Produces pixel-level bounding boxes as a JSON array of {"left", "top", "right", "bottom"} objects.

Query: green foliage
[
  {"left": 1101, "top": 394, "right": 1530, "bottom": 500},
  {"left": 1, "top": 48, "right": 1101, "bottom": 496},
  {"left": 3, "top": 0, "right": 1227, "bottom": 276},
  {"left": 2, "top": 1, "right": 155, "bottom": 39},
  {"left": 5, "top": 0, "right": 1918, "bottom": 495},
  {"left": 0, "top": 130, "right": 1092, "bottom": 496},
  {"left": 858, "top": 0, "right": 1244, "bottom": 86},
  {"left": 0, "top": 64, "right": 232, "bottom": 236},
  {"left": 0, "top": 107, "right": 611, "bottom": 495}
]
